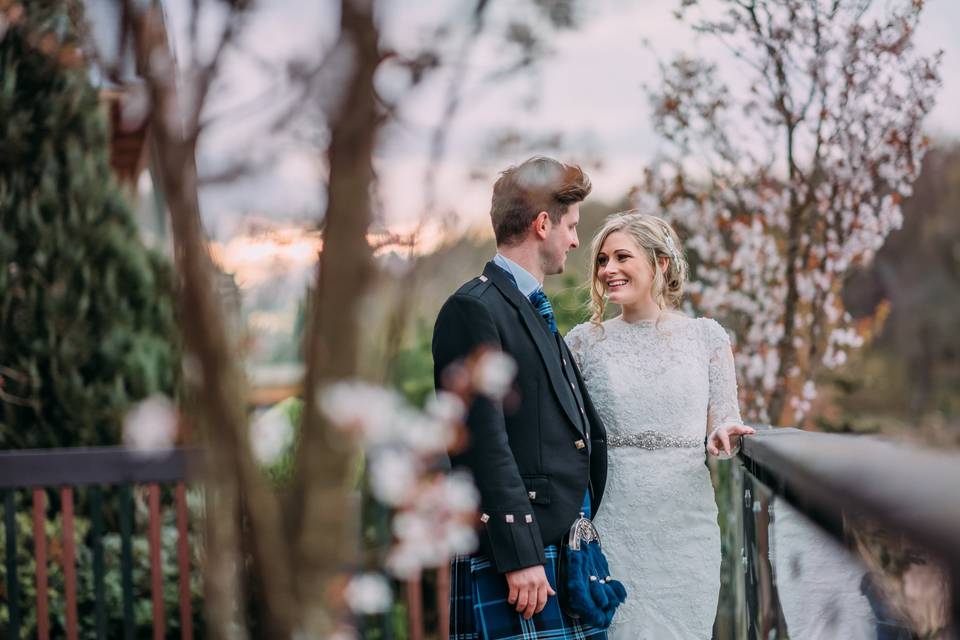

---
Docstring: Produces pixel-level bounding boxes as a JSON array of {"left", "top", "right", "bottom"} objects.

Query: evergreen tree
[{"left": 0, "top": 3, "right": 178, "bottom": 448}]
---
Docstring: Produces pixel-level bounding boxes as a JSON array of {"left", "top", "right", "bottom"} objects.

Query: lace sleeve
[
  {"left": 703, "top": 319, "right": 744, "bottom": 434},
  {"left": 564, "top": 323, "right": 588, "bottom": 370}
]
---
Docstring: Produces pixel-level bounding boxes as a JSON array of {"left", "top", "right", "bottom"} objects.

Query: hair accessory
[{"left": 663, "top": 233, "right": 681, "bottom": 264}]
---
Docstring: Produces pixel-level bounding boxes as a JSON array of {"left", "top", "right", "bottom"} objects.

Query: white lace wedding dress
[{"left": 566, "top": 314, "right": 743, "bottom": 639}]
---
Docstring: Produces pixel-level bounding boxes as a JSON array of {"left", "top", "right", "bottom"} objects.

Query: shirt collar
[{"left": 493, "top": 253, "right": 542, "bottom": 298}]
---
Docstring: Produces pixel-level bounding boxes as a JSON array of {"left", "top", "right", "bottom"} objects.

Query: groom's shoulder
[
  {"left": 450, "top": 273, "right": 497, "bottom": 301},
  {"left": 435, "top": 275, "right": 499, "bottom": 319}
]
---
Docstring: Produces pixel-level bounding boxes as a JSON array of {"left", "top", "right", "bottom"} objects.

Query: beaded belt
[{"left": 607, "top": 431, "right": 702, "bottom": 450}]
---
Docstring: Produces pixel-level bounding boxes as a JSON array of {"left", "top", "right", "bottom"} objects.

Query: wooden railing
[
  {"left": 0, "top": 447, "right": 199, "bottom": 640},
  {"left": 737, "top": 427, "right": 960, "bottom": 636},
  {"left": 0, "top": 447, "right": 448, "bottom": 639}
]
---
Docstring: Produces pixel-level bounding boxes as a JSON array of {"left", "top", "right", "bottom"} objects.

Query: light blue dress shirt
[{"left": 493, "top": 253, "right": 542, "bottom": 297}]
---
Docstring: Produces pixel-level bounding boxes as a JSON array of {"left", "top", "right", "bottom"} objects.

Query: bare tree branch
[
  {"left": 190, "top": 5, "right": 246, "bottom": 135},
  {"left": 292, "top": 0, "right": 384, "bottom": 633},
  {"left": 121, "top": 1, "right": 298, "bottom": 635}
]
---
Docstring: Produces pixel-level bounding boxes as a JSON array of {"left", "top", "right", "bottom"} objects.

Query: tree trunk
[
  {"left": 292, "top": 0, "right": 383, "bottom": 634},
  {"left": 129, "top": 6, "right": 296, "bottom": 636}
]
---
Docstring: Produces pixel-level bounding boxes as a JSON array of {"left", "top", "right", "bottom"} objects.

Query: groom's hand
[
  {"left": 505, "top": 564, "right": 555, "bottom": 619},
  {"left": 707, "top": 424, "right": 757, "bottom": 456}
]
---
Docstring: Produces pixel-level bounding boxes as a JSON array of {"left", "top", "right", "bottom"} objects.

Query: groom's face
[{"left": 541, "top": 204, "right": 581, "bottom": 275}]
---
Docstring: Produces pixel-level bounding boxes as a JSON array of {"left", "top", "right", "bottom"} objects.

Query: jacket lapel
[{"left": 483, "top": 262, "right": 583, "bottom": 432}]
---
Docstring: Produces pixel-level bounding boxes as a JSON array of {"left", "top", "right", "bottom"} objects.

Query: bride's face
[{"left": 596, "top": 231, "right": 656, "bottom": 306}]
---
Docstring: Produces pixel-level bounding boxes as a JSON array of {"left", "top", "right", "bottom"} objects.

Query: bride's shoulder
[
  {"left": 692, "top": 316, "right": 733, "bottom": 346},
  {"left": 565, "top": 320, "right": 603, "bottom": 343},
  {"left": 566, "top": 319, "right": 614, "bottom": 350},
  {"left": 564, "top": 321, "right": 605, "bottom": 365}
]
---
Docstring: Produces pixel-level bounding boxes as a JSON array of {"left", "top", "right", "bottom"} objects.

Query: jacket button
[
  {"left": 480, "top": 513, "right": 490, "bottom": 523},
  {"left": 528, "top": 491, "right": 537, "bottom": 500},
  {"left": 524, "top": 514, "right": 533, "bottom": 523},
  {"left": 575, "top": 439, "right": 586, "bottom": 450},
  {"left": 505, "top": 514, "right": 515, "bottom": 523}
]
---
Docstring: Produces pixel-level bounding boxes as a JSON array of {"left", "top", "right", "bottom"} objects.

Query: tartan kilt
[{"left": 450, "top": 545, "right": 608, "bottom": 640}]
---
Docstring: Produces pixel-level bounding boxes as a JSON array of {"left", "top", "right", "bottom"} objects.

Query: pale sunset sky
[{"left": 145, "top": 0, "right": 960, "bottom": 283}]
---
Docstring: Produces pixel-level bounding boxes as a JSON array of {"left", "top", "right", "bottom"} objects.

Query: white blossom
[
  {"left": 249, "top": 406, "right": 294, "bottom": 466},
  {"left": 472, "top": 351, "right": 517, "bottom": 400},
  {"left": 385, "top": 472, "right": 479, "bottom": 578},
  {"left": 401, "top": 413, "right": 456, "bottom": 456},
  {"left": 123, "top": 395, "right": 178, "bottom": 454},
  {"left": 320, "top": 379, "right": 479, "bottom": 575},
  {"left": 426, "top": 391, "right": 466, "bottom": 425},
  {"left": 442, "top": 471, "right": 482, "bottom": 512},
  {"left": 368, "top": 448, "right": 420, "bottom": 506},
  {"left": 318, "top": 381, "right": 405, "bottom": 443},
  {"left": 385, "top": 542, "right": 424, "bottom": 579},
  {"left": 344, "top": 573, "right": 393, "bottom": 615},
  {"left": 640, "top": 0, "right": 938, "bottom": 423},
  {"left": 320, "top": 381, "right": 459, "bottom": 458}
]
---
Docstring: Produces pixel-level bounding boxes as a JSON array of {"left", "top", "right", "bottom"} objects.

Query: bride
[{"left": 565, "top": 212, "right": 755, "bottom": 638}]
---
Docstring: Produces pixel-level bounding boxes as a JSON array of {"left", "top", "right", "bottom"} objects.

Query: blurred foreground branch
[
  {"left": 124, "top": 1, "right": 296, "bottom": 635},
  {"left": 292, "top": 0, "right": 382, "bottom": 634}
]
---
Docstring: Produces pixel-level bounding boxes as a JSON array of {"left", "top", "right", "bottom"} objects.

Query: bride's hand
[{"left": 706, "top": 424, "right": 756, "bottom": 457}]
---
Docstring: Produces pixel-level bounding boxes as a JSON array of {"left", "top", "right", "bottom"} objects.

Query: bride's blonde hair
[{"left": 588, "top": 212, "right": 688, "bottom": 326}]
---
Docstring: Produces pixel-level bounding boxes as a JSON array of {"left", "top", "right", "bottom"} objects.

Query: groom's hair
[{"left": 490, "top": 156, "right": 591, "bottom": 246}]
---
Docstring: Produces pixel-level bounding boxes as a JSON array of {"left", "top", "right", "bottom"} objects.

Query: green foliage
[
  {"left": 548, "top": 273, "right": 591, "bottom": 334},
  {"left": 261, "top": 397, "right": 303, "bottom": 486},
  {"left": 390, "top": 321, "right": 436, "bottom": 408},
  {"left": 0, "top": 489, "right": 204, "bottom": 638},
  {"left": 0, "top": 5, "right": 178, "bottom": 448}
]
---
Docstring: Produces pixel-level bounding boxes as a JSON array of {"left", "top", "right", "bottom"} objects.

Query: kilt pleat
[{"left": 449, "top": 545, "right": 607, "bottom": 640}]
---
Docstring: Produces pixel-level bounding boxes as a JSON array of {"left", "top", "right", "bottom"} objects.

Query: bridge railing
[{"left": 736, "top": 427, "right": 959, "bottom": 638}]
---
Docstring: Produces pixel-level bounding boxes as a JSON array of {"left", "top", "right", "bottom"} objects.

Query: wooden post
[
  {"left": 61, "top": 487, "right": 79, "bottom": 640},
  {"left": 406, "top": 573, "right": 424, "bottom": 640},
  {"left": 32, "top": 489, "right": 49, "bottom": 640},
  {"left": 176, "top": 482, "right": 194, "bottom": 640}
]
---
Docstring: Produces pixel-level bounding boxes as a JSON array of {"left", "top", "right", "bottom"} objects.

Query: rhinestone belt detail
[{"left": 607, "top": 431, "right": 701, "bottom": 450}]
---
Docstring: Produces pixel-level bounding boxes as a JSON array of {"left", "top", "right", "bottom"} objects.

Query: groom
[{"left": 433, "top": 156, "right": 608, "bottom": 638}]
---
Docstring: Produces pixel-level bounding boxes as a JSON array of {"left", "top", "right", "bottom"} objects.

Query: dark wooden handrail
[
  {"left": 739, "top": 428, "right": 960, "bottom": 566},
  {"left": 1, "top": 446, "right": 200, "bottom": 640},
  {"left": 0, "top": 446, "right": 202, "bottom": 489},
  {"left": 739, "top": 427, "right": 960, "bottom": 632}
]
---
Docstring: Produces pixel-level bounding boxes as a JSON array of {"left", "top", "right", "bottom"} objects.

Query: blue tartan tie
[{"left": 529, "top": 288, "right": 558, "bottom": 334}]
